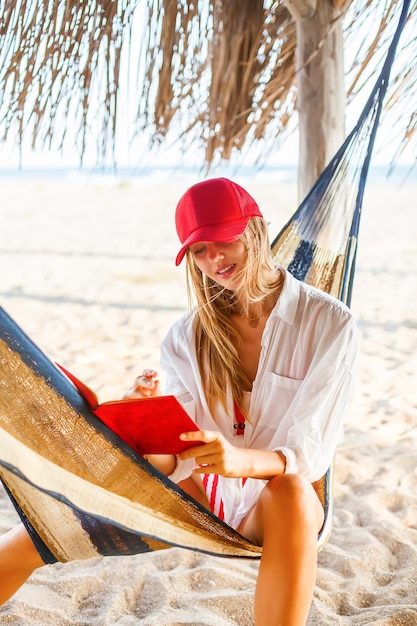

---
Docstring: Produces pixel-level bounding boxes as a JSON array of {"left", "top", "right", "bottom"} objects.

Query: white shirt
[{"left": 160, "top": 268, "right": 358, "bottom": 529}]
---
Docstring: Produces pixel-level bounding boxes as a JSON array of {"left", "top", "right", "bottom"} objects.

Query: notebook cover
[{"left": 57, "top": 364, "right": 202, "bottom": 456}]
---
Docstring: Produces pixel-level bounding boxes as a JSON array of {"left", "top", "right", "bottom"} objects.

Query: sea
[{"left": 0, "top": 163, "right": 415, "bottom": 188}]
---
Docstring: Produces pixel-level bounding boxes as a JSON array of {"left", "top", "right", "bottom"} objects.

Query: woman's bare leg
[
  {"left": 0, "top": 524, "right": 45, "bottom": 605},
  {"left": 238, "top": 474, "right": 324, "bottom": 626},
  {"left": 178, "top": 473, "right": 211, "bottom": 509}
]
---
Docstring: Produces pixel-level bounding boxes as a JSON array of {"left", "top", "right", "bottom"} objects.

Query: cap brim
[{"left": 175, "top": 217, "right": 250, "bottom": 266}]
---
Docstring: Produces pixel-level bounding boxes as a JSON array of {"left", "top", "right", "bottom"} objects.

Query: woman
[
  {"left": 127, "top": 177, "right": 358, "bottom": 624},
  {"left": 0, "top": 177, "right": 357, "bottom": 625}
]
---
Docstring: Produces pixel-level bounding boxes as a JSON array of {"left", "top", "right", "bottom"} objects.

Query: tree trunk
[{"left": 286, "top": 0, "right": 346, "bottom": 202}]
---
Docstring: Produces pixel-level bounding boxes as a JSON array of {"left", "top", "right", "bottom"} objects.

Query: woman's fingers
[
  {"left": 136, "top": 369, "right": 158, "bottom": 384},
  {"left": 123, "top": 370, "right": 160, "bottom": 399},
  {"left": 179, "top": 430, "right": 247, "bottom": 477},
  {"left": 179, "top": 430, "right": 222, "bottom": 461},
  {"left": 180, "top": 430, "right": 219, "bottom": 444}
]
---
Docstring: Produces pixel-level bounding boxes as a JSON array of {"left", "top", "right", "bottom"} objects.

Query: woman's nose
[{"left": 207, "top": 243, "right": 224, "bottom": 262}]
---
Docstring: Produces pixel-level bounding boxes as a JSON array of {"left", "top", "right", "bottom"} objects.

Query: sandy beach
[{"left": 0, "top": 172, "right": 416, "bottom": 625}]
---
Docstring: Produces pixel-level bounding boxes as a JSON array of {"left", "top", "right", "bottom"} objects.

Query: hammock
[{"left": 0, "top": 0, "right": 410, "bottom": 565}]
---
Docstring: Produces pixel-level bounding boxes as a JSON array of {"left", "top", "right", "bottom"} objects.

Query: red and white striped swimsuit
[{"left": 202, "top": 400, "right": 248, "bottom": 522}]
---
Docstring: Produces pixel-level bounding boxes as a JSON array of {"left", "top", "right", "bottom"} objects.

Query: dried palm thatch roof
[
  {"left": 0, "top": 0, "right": 415, "bottom": 167},
  {"left": 139, "top": 0, "right": 297, "bottom": 162}
]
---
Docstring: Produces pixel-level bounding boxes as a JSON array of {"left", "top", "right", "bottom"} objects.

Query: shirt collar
[{"left": 270, "top": 267, "right": 300, "bottom": 325}]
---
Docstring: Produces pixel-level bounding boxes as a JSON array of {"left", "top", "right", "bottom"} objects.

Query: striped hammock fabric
[{"left": 0, "top": 0, "right": 410, "bottom": 564}]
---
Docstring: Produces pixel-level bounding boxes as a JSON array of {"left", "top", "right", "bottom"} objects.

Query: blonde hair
[{"left": 184, "top": 217, "right": 283, "bottom": 420}]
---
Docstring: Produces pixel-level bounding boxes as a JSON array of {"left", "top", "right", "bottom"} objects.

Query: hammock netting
[{"left": 0, "top": 0, "right": 410, "bottom": 565}]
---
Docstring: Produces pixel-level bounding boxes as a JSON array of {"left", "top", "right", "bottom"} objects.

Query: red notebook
[{"left": 57, "top": 364, "right": 202, "bottom": 456}]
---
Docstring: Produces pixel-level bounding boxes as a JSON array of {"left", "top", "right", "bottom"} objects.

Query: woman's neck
[
  {"left": 233, "top": 267, "right": 283, "bottom": 327},
  {"left": 234, "top": 298, "right": 273, "bottom": 328}
]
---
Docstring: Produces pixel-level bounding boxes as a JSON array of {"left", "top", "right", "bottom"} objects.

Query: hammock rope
[
  {"left": 272, "top": 0, "right": 411, "bottom": 306},
  {"left": 0, "top": 0, "right": 411, "bottom": 564}
]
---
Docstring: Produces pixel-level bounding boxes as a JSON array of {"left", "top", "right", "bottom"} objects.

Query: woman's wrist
[
  {"left": 245, "top": 449, "right": 286, "bottom": 480},
  {"left": 144, "top": 454, "right": 177, "bottom": 475}
]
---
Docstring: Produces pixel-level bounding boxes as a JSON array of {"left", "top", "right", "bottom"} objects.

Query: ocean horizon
[{"left": 0, "top": 163, "right": 415, "bottom": 187}]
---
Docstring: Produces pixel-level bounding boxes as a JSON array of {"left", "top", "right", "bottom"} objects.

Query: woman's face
[{"left": 189, "top": 239, "right": 247, "bottom": 290}]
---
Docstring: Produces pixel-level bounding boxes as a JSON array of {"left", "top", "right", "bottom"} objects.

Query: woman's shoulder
[
  {"left": 162, "top": 309, "right": 197, "bottom": 347},
  {"left": 280, "top": 267, "right": 355, "bottom": 321}
]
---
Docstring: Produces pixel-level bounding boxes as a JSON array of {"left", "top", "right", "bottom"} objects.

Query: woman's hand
[
  {"left": 179, "top": 430, "right": 286, "bottom": 479},
  {"left": 179, "top": 430, "right": 253, "bottom": 478},
  {"left": 123, "top": 369, "right": 161, "bottom": 399}
]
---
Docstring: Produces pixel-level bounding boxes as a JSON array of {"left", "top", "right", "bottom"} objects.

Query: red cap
[{"left": 175, "top": 177, "right": 262, "bottom": 265}]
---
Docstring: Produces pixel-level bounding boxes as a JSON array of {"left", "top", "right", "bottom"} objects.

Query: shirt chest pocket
[{"left": 267, "top": 371, "right": 303, "bottom": 417}]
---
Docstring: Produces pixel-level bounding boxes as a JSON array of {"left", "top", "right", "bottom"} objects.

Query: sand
[{"left": 0, "top": 173, "right": 416, "bottom": 625}]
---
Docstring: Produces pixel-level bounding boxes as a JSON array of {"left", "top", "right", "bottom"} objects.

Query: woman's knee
[
  {"left": 264, "top": 473, "right": 308, "bottom": 501},
  {"left": 261, "top": 474, "right": 323, "bottom": 528},
  {"left": 238, "top": 474, "right": 324, "bottom": 545}
]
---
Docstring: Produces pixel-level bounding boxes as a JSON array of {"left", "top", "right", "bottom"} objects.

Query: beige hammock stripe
[{"left": 0, "top": 428, "right": 261, "bottom": 560}]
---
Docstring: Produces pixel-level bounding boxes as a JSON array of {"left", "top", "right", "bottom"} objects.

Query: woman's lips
[{"left": 216, "top": 264, "right": 236, "bottom": 279}]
